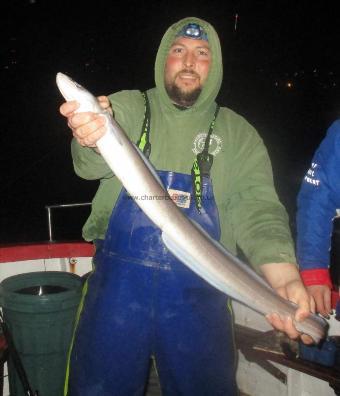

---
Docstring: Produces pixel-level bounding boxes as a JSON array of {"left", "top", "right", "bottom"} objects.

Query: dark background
[{"left": 1, "top": 0, "right": 339, "bottom": 243}]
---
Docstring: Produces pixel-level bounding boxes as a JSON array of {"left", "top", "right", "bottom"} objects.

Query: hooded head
[{"left": 155, "top": 17, "right": 223, "bottom": 111}]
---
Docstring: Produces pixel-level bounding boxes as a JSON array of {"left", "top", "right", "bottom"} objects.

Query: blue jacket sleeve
[{"left": 297, "top": 120, "right": 340, "bottom": 270}]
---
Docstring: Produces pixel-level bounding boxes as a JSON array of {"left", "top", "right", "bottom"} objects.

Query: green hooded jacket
[{"left": 71, "top": 17, "right": 296, "bottom": 271}]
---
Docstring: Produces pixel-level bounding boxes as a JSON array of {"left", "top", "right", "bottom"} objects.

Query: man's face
[{"left": 164, "top": 37, "right": 211, "bottom": 107}]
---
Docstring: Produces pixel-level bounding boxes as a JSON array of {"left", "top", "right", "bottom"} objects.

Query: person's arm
[
  {"left": 261, "top": 262, "right": 313, "bottom": 344},
  {"left": 296, "top": 121, "right": 340, "bottom": 316},
  {"left": 227, "top": 126, "right": 296, "bottom": 270},
  {"left": 225, "top": 121, "right": 311, "bottom": 341}
]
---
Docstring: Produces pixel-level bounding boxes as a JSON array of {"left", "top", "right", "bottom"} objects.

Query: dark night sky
[{"left": 1, "top": 0, "right": 339, "bottom": 243}]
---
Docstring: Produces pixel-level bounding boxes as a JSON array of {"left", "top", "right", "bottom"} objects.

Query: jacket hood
[{"left": 154, "top": 17, "right": 223, "bottom": 112}]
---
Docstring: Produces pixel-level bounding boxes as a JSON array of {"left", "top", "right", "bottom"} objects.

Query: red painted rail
[{"left": 0, "top": 242, "right": 94, "bottom": 263}]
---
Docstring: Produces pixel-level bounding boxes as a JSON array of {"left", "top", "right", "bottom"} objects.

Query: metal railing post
[
  {"left": 46, "top": 206, "right": 53, "bottom": 242},
  {"left": 45, "top": 202, "right": 91, "bottom": 242}
]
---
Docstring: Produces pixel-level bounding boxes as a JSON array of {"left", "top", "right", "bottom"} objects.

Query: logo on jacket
[
  {"left": 304, "top": 162, "right": 320, "bottom": 187},
  {"left": 192, "top": 133, "right": 222, "bottom": 156}
]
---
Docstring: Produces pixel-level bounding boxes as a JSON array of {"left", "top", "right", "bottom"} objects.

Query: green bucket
[{"left": 0, "top": 271, "right": 82, "bottom": 396}]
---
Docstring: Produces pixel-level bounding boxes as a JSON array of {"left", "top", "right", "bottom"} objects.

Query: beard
[{"left": 165, "top": 71, "right": 202, "bottom": 107}]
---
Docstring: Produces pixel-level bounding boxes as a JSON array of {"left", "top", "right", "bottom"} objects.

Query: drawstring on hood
[{"left": 154, "top": 17, "right": 223, "bottom": 113}]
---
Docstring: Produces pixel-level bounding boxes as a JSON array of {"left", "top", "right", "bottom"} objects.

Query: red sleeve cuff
[{"left": 300, "top": 268, "right": 333, "bottom": 288}]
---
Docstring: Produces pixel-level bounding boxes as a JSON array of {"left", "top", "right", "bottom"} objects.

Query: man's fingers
[
  {"left": 294, "top": 292, "right": 311, "bottom": 322},
  {"left": 75, "top": 126, "right": 107, "bottom": 147},
  {"left": 309, "top": 294, "right": 316, "bottom": 314},
  {"left": 282, "top": 316, "right": 300, "bottom": 339},
  {"left": 97, "top": 96, "right": 110, "bottom": 108},
  {"left": 266, "top": 313, "right": 315, "bottom": 344},
  {"left": 324, "top": 288, "right": 332, "bottom": 314},
  {"left": 272, "top": 315, "right": 299, "bottom": 339},
  {"left": 295, "top": 307, "right": 310, "bottom": 322},
  {"left": 97, "top": 96, "right": 113, "bottom": 114},
  {"left": 266, "top": 313, "right": 285, "bottom": 332},
  {"left": 266, "top": 313, "right": 299, "bottom": 338},
  {"left": 307, "top": 285, "right": 332, "bottom": 317},
  {"left": 71, "top": 112, "right": 100, "bottom": 128},
  {"left": 71, "top": 114, "right": 106, "bottom": 138},
  {"left": 59, "top": 100, "right": 79, "bottom": 117},
  {"left": 300, "top": 334, "right": 314, "bottom": 345},
  {"left": 316, "top": 297, "right": 327, "bottom": 317}
]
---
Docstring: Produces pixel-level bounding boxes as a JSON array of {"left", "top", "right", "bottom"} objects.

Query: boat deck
[{"left": 0, "top": 242, "right": 339, "bottom": 396}]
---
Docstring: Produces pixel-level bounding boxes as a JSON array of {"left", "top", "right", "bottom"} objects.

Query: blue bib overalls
[{"left": 67, "top": 170, "right": 237, "bottom": 396}]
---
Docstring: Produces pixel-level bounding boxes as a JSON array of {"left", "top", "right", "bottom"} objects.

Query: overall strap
[
  {"left": 191, "top": 104, "right": 220, "bottom": 213},
  {"left": 137, "top": 91, "right": 151, "bottom": 158}
]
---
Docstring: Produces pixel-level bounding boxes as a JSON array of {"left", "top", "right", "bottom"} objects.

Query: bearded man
[{"left": 60, "top": 17, "right": 312, "bottom": 396}]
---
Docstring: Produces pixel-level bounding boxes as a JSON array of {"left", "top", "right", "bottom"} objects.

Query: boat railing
[{"left": 45, "top": 203, "right": 91, "bottom": 242}]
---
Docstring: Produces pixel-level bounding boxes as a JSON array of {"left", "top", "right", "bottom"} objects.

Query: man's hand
[
  {"left": 59, "top": 96, "right": 112, "bottom": 149},
  {"left": 307, "top": 284, "right": 332, "bottom": 318},
  {"left": 261, "top": 262, "right": 314, "bottom": 344}
]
